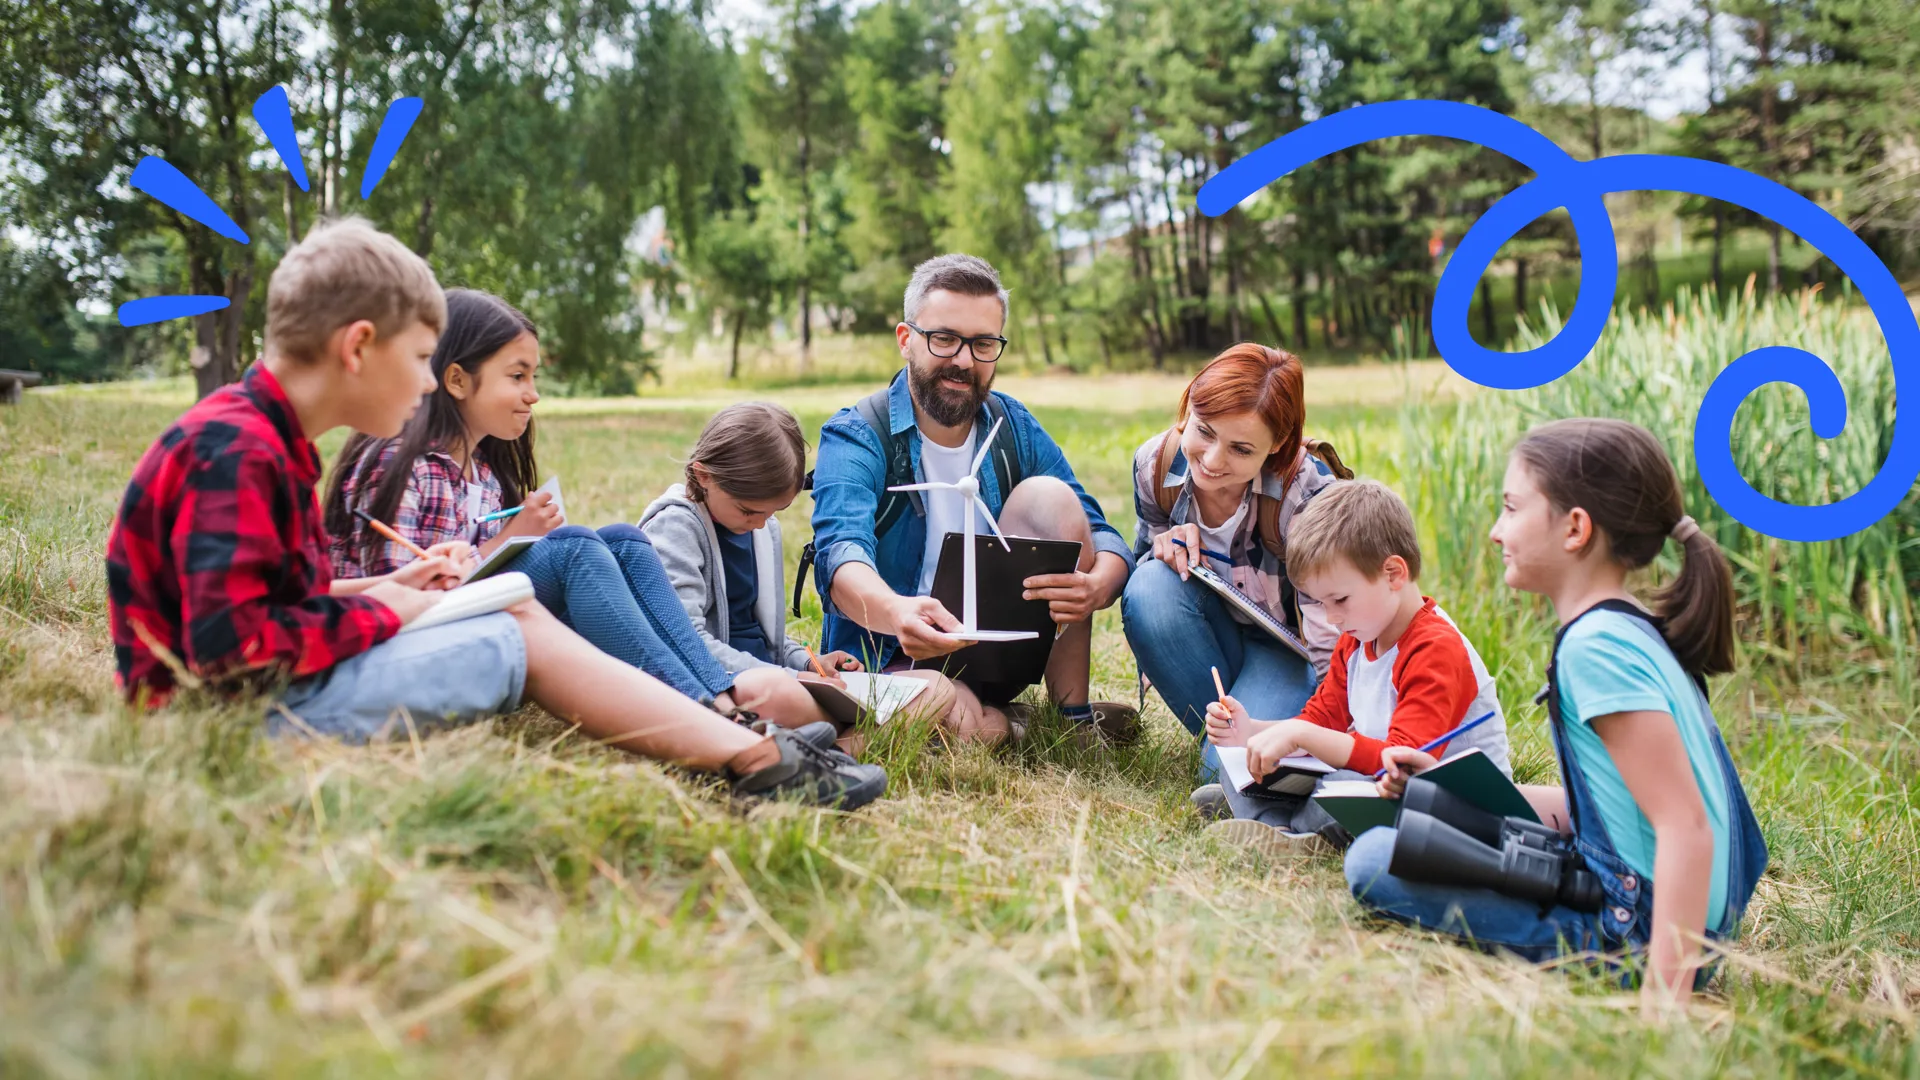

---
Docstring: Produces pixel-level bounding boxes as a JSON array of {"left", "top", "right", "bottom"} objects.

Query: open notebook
[
  {"left": 1215, "top": 744, "right": 1335, "bottom": 798},
  {"left": 397, "top": 572, "right": 534, "bottom": 634},
  {"left": 1309, "top": 748, "right": 1535, "bottom": 837},
  {"left": 800, "top": 671, "right": 930, "bottom": 731}
]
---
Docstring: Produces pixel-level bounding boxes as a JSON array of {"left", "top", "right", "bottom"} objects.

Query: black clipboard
[{"left": 925, "top": 532, "right": 1081, "bottom": 689}]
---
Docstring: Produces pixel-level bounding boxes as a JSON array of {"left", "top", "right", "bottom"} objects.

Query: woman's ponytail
[{"left": 1514, "top": 419, "right": 1738, "bottom": 677}]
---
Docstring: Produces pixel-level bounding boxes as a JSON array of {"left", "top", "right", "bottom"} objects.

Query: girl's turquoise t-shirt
[{"left": 1555, "top": 610, "right": 1734, "bottom": 933}]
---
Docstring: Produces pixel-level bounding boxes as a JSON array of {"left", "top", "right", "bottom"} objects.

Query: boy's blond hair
[
  {"left": 1287, "top": 478, "right": 1423, "bottom": 583},
  {"left": 266, "top": 217, "right": 445, "bottom": 363}
]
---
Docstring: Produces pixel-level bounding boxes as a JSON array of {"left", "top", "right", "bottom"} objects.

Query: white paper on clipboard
[{"left": 1187, "top": 563, "right": 1312, "bottom": 662}]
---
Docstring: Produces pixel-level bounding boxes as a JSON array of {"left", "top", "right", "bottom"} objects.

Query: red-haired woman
[{"left": 1121, "top": 343, "right": 1343, "bottom": 790}]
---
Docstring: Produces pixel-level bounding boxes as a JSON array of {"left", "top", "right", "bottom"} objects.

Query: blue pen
[
  {"left": 1168, "top": 536, "right": 1233, "bottom": 564},
  {"left": 1373, "top": 709, "right": 1498, "bottom": 780},
  {"left": 476, "top": 505, "right": 524, "bottom": 524}
]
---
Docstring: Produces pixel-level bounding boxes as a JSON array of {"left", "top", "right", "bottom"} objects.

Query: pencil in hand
[
  {"left": 802, "top": 644, "right": 833, "bottom": 680},
  {"left": 353, "top": 508, "right": 431, "bottom": 561}
]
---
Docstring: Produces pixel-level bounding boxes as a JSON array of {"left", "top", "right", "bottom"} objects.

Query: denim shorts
[{"left": 267, "top": 612, "right": 528, "bottom": 743}]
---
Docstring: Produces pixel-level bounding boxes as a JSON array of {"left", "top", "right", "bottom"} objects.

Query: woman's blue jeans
[
  {"left": 515, "top": 524, "right": 735, "bottom": 705},
  {"left": 1121, "top": 558, "right": 1318, "bottom": 783}
]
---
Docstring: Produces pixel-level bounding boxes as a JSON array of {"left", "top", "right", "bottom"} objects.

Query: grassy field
[{"left": 3, "top": 291, "right": 1919, "bottom": 1077}]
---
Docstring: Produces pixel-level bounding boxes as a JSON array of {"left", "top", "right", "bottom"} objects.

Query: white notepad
[
  {"left": 1216, "top": 744, "right": 1335, "bottom": 797},
  {"left": 398, "top": 571, "right": 534, "bottom": 634}
]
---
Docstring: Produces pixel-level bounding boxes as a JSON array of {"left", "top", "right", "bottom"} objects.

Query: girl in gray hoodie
[{"left": 640, "top": 403, "right": 958, "bottom": 734}]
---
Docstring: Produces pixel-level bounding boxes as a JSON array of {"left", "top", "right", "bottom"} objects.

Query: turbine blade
[
  {"left": 974, "top": 498, "right": 1013, "bottom": 550},
  {"left": 970, "top": 416, "right": 1005, "bottom": 476},
  {"left": 887, "top": 482, "right": 948, "bottom": 493}
]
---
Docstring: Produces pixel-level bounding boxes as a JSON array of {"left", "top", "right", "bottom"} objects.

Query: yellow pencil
[
  {"left": 803, "top": 644, "right": 832, "bottom": 680},
  {"left": 354, "top": 508, "right": 431, "bottom": 561},
  {"left": 1210, "top": 665, "right": 1227, "bottom": 705}
]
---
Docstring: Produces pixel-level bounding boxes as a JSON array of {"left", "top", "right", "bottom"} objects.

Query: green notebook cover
[{"left": 1310, "top": 748, "right": 1535, "bottom": 837}]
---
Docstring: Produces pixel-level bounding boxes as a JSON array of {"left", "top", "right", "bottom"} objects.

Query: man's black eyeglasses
[{"left": 906, "top": 322, "right": 1008, "bottom": 363}]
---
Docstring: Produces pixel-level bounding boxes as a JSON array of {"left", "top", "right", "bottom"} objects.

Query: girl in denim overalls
[{"left": 1342, "top": 418, "right": 1767, "bottom": 1006}]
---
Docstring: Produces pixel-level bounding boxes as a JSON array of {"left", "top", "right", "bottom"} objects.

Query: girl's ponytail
[
  {"left": 1514, "top": 418, "right": 1737, "bottom": 677},
  {"left": 1655, "top": 515, "right": 1737, "bottom": 677}
]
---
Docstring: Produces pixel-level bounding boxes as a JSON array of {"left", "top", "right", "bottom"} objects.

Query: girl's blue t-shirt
[
  {"left": 1555, "top": 610, "right": 1734, "bottom": 933},
  {"left": 716, "top": 526, "right": 773, "bottom": 664}
]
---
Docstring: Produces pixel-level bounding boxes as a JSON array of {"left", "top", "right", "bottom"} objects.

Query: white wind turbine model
[{"left": 889, "top": 416, "right": 1039, "bottom": 642}]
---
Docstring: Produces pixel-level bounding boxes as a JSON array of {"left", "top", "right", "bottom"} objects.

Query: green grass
[{"left": 3, "top": 297, "right": 1920, "bottom": 1076}]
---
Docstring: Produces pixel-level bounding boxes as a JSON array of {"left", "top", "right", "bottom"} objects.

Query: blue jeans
[
  {"left": 1121, "top": 558, "right": 1318, "bottom": 783},
  {"left": 517, "top": 524, "right": 736, "bottom": 705},
  {"left": 1343, "top": 826, "right": 1610, "bottom": 961}
]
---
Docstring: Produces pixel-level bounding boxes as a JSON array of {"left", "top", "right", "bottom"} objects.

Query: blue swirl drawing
[
  {"left": 1197, "top": 99, "right": 1918, "bottom": 543},
  {"left": 116, "top": 86, "right": 422, "bottom": 329}
]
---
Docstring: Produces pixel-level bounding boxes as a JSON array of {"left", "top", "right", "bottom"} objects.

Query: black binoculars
[{"left": 1388, "top": 778, "right": 1604, "bottom": 912}]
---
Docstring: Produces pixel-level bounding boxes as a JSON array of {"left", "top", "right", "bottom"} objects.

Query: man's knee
[{"left": 1000, "top": 476, "right": 1089, "bottom": 543}]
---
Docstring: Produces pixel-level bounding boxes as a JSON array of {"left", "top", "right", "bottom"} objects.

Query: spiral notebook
[{"left": 1187, "top": 563, "right": 1311, "bottom": 661}]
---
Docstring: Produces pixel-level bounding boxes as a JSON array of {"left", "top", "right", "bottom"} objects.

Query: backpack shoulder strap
[
  {"left": 1303, "top": 436, "right": 1355, "bottom": 480},
  {"left": 1253, "top": 436, "right": 1358, "bottom": 558},
  {"left": 983, "top": 394, "right": 1023, "bottom": 502},
  {"left": 855, "top": 386, "right": 921, "bottom": 534}
]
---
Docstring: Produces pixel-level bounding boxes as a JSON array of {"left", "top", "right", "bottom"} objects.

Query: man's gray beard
[{"left": 909, "top": 361, "right": 990, "bottom": 428}]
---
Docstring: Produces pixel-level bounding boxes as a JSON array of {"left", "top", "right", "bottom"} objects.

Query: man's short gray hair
[{"left": 903, "top": 253, "right": 1009, "bottom": 325}]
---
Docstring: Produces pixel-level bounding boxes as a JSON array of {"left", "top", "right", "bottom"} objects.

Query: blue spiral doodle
[{"left": 1196, "top": 99, "right": 1919, "bottom": 543}]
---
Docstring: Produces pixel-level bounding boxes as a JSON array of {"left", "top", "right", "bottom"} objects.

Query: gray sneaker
[
  {"left": 1189, "top": 783, "right": 1231, "bottom": 821},
  {"left": 727, "top": 727, "right": 888, "bottom": 810},
  {"left": 1205, "top": 818, "right": 1331, "bottom": 858},
  {"left": 750, "top": 719, "right": 855, "bottom": 764}
]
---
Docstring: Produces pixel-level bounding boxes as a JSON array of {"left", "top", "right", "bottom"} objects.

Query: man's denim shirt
[{"left": 810, "top": 370, "right": 1135, "bottom": 668}]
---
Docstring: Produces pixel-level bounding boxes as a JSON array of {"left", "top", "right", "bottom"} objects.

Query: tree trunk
[
  {"left": 1256, "top": 292, "right": 1286, "bottom": 347},
  {"left": 797, "top": 124, "right": 813, "bottom": 372},
  {"left": 1767, "top": 223, "right": 1782, "bottom": 293},
  {"left": 1478, "top": 277, "right": 1495, "bottom": 343},
  {"left": 1711, "top": 203, "right": 1724, "bottom": 292},
  {"left": 415, "top": 193, "right": 436, "bottom": 257},
  {"left": 325, "top": 0, "right": 348, "bottom": 215},
  {"left": 729, "top": 310, "right": 745, "bottom": 380},
  {"left": 1514, "top": 257, "right": 1529, "bottom": 326},
  {"left": 1757, "top": 11, "right": 1779, "bottom": 293},
  {"left": 1291, "top": 264, "right": 1309, "bottom": 350}
]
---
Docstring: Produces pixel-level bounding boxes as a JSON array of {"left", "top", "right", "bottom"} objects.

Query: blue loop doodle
[{"left": 1197, "top": 99, "right": 1920, "bottom": 543}]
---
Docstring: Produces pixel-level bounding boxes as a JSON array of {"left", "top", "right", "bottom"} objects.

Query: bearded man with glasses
[{"left": 807, "top": 254, "right": 1139, "bottom": 746}]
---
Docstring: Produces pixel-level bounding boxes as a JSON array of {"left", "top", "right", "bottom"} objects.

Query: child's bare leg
[
  {"left": 729, "top": 667, "right": 837, "bottom": 729},
  {"left": 943, "top": 676, "right": 1011, "bottom": 744},
  {"left": 511, "top": 602, "right": 771, "bottom": 772}
]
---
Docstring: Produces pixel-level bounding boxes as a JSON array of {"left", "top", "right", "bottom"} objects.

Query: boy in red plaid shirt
[{"left": 106, "top": 218, "right": 884, "bottom": 810}]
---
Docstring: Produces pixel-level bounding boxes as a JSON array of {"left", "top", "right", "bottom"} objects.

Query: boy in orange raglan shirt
[{"left": 1200, "top": 480, "right": 1511, "bottom": 853}]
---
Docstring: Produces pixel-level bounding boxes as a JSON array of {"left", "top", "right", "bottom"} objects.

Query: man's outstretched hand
[{"left": 889, "top": 594, "right": 965, "bottom": 659}]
